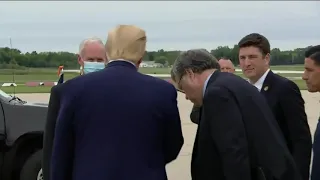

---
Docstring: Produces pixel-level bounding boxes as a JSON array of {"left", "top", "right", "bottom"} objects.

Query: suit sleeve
[
  {"left": 42, "top": 86, "right": 61, "bottom": 180},
  {"left": 280, "top": 81, "right": 312, "bottom": 180},
  {"left": 311, "top": 125, "right": 320, "bottom": 180},
  {"left": 50, "top": 94, "right": 75, "bottom": 180},
  {"left": 163, "top": 85, "right": 184, "bottom": 164},
  {"left": 204, "top": 87, "right": 251, "bottom": 180},
  {"left": 190, "top": 105, "right": 201, "bottom": 124}
]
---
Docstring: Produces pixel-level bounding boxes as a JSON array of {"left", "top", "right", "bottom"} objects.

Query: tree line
[{"left": 0, "top": 45, "right": 312, "bottom": 69}]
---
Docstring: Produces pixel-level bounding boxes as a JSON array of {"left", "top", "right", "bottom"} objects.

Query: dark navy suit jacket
[
  {"left": 50, "top": 61, "right": 184, "bottom": 180},
  {"left": 312, "top": 119, "right": 320, "bottom": 180}
]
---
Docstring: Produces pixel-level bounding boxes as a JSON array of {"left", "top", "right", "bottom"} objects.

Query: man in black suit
[
  {"left": 190, "top": 58, "right": 235, "bottom": 124},
  {"left": 42, "top": 37, "right": 107, "bottom": 180},
  {"left": 171, "top": 49, "right": 301, "bottom": 180},
  {"left": 301, "top": 45, "right": 320, "bottom": 180},
  {"left": 238, "top": 33, "right": 312, "bottom": 180}
]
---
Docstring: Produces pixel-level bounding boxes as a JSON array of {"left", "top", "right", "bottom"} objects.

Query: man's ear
[
  {"left": 137, "top": 51, "right": 146, "bottom": 66},
  {"left": 104, "top": 54, "right": 109, "bottom": 66},
  {"left": 264, "top": 53, "right": 271, "bottom": 65},
  {"left": 136, "top": 58, "right": 142, "bottom": 69},
  {"left": 232, "top": 68, "right": 236, "bottom": 73},
  {"left": 77, "top": 54, "right": 84, "bottom": 67},
  {"left": 106, "top": 52, "right": 110, "bottom": 60},
  {"left": 185, "top": 69, "right": 194, "bottom": 78},
  {"left": 137, "top": 58, "right": 142, "bottom": 65}
]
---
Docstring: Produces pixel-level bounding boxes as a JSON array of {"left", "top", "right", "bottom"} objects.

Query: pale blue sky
[{"left": 0, "top": 1, "right": 319, "bottom": 53}]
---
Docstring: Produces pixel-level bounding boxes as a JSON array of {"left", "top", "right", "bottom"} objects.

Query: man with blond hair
[{"left": 50, "top": 25, "right": 184, "bottom": 180}]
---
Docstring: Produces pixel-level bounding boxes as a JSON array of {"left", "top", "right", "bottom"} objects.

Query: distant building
[{"left": 139, "top": 61, "right": 164, "bottom": 68}]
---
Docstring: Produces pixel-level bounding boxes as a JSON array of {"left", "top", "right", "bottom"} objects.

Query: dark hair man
[
  {"left": 171, "top": 48, "right": 300, "bottom": 180},
  {"left": 238, "top": 33, "right": 312, "bottom": 180},
  {"left": 302, "top": 45, "right": 320, "bottom": 180}
]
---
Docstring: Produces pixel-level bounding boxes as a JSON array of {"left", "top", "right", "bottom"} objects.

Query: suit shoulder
[
  {"left": 141, "top": 74, "right": 177, "bottom": 92},
  {"left": 205, "top": 85, "right": 230, "bottom": 101},
  {"left": 215, "top": 72, "right": 251, "bottom": 90},
  {"left": 221, "top": 72, "right": 246, "bottom": 83},
  {"left": 50, "top": 83, "right": 63, "bottom": 95},
  {"left": 273, "top": 73, "right": 300, "bottom": 90},
  {"left": 62, "top": 75, "right": 85, "bottom": 88},
  {"left": 57, "top": 75, "right": 86, "bottom": 98},
  {"left": 272, "top": 72, "right": 290, "bottom": 83}
]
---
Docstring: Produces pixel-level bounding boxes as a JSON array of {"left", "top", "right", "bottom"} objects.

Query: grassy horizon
[{"left": 0, "top": 65, "right": 307, "bottom": 94}]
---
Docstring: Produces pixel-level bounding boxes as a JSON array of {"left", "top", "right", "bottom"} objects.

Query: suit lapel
[
  {"left": 260, "top": 70, "right": 273, "bottom": 97},
  {"left": 192, "top": 70, "right": 218, "bottom": 164}
]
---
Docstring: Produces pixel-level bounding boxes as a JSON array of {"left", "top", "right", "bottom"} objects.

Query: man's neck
[
  {"left": 249, "top": 68, "right": 269, "bottom": 84},
  {"left": 201, "top": 69, "right": 216, "bottom": 82},
  {"left": 249, "top": 78, "right": 259, "bottom": 85},
  {"left": 200, "top": 69, "right": 216, "bottom": 96}
]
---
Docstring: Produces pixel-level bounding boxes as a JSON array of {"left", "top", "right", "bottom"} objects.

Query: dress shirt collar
[
  {"left": 203, "top": 73, "right": 213, "bottom": 97},
  {"left": 251, "top": 69, "right": 270, "bottom": 91},
  {"left": 108, "top": 59, "right": 136, "bottom": 67}
]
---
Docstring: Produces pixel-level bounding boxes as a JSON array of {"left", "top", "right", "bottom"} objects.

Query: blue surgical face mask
[{"left": 83, "top": 61, "right": 105, "bottom": 74}]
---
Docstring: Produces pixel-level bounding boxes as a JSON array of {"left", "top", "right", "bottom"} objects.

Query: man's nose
[
  {"left": 302, "top": 72, "right": 308, "bottom": 80},
  {"left": 185, "top": 94, "right": 189, "bottom": 100},
  {"left": 243, "top": 58, "right": 251, "bottom": 67}
]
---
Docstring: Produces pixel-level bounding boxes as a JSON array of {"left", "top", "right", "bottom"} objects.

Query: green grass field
[
  {"left": 1, "top": 86, "right": 53, "bottom": 94},
  {"left": 0, "top": 65, "right": 306, "bottom": 94},
  {"left": 0, "top": 68, "right": 171, "bottom": 83}
]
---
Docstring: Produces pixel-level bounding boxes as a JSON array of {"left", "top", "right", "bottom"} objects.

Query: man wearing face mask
[
  {"left": 78, "top": 37, "right": 107, "bottom": 74},
  {"left": 42, "top": 37, "right": 107, "bottom": 180}
]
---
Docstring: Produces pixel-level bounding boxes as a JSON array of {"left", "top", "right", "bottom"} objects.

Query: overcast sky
[{"left": 0, "top": 1, "right": 319, "bottom": 53}]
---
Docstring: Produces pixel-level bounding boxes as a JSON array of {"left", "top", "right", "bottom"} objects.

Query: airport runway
[{"left": 18, "top": 91, "right": 320, "bottom": 180}]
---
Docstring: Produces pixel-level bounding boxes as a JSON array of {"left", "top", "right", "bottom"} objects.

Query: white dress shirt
[
  {"left": 251, "top": 69, "right": 270, "bottom": 92},
  {"left": 203, "top": 73, "right": 213, "bottom": 97}
]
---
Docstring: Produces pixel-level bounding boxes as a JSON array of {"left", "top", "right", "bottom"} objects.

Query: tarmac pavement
[{"left": 17, "top": 91, "right": 320, "bottom": 180}]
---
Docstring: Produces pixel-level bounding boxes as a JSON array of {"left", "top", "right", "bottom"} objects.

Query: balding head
[
  {"left": 218, "top": 58, "right": 235, "bottom": 73},
  {"left": 106, "top": 25, "right": 146, "bottom": 66}
]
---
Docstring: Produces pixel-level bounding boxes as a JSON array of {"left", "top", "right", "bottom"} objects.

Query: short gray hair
[
  {"left": 171, "top": 49, "right": 220, "bottom": 81},
  {"left": 79, "top": 37, "right": 105, "bottom": 56}
]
